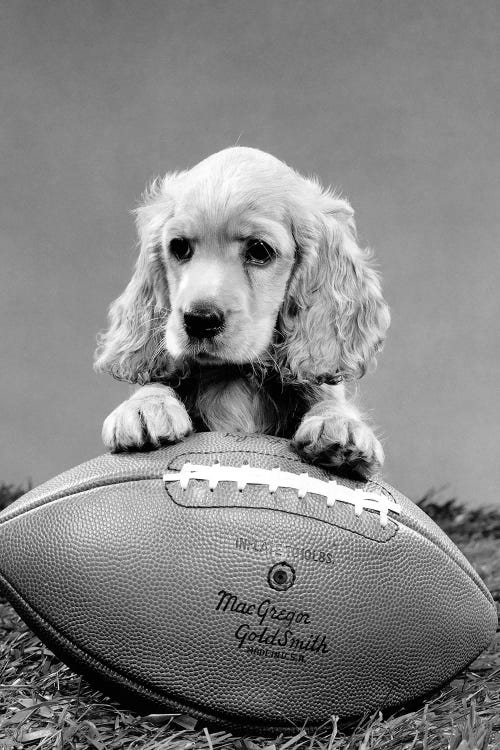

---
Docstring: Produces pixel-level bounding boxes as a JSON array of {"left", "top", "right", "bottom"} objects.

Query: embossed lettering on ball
[{"left": 0, "top": 432, "right": 496, "bottom": 730}]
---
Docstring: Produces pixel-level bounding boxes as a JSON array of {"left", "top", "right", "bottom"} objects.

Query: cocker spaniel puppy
[{"left": 94, "top": 147, "right": 390, "bottom": 478}]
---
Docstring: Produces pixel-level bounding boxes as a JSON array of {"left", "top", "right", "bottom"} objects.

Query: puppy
[{"left": 94, "top": 147, "right": 390, "bottom": 478}]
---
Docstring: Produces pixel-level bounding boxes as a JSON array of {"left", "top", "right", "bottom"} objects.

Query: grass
[{"left": 0, "top": 485, "right": 499, "bottom": 750}]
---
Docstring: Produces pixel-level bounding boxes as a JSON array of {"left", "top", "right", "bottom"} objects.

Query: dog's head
[{"left": 94, "top": 147, "right": 389, "bottom": 385}]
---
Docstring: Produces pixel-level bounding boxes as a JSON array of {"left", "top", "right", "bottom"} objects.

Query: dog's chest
[{"left": 176, "top": 370, "right": 308, "bottom": 438}]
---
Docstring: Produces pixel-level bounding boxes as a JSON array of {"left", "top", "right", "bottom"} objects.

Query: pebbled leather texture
[{"left": 0, "top": 432, "right": 497, "bottom": 730}]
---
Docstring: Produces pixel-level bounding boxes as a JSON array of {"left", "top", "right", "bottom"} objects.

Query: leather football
[{"left": 0, "top": 432, "right": 496, "bottom": 730}]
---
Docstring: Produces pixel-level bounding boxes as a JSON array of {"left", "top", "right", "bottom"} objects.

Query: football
[{"left": 0, "top": 432, "right": 496, "bottom": 730}]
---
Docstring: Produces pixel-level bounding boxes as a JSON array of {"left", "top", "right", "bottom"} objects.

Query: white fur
[{"left": 95, "top": 147, "right": 390, "bottom": 477}]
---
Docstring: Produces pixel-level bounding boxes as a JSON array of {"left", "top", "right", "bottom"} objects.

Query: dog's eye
[
  {"left": 169, "top": 238, "right": 193, "bottom": 262},
  {"left": 245, "top": 239, "right": 276, "bottom": 266}
]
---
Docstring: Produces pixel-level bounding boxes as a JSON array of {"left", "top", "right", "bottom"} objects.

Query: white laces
[{"left": 164, "top": 462, "right": 400, "bottom": 528}]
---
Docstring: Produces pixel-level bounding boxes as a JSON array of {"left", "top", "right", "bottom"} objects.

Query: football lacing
[{"left": 163, "top": 462, "right": 401, "bottom": 527}]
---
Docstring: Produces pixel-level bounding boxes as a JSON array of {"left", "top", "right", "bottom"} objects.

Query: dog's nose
[{"left": 183, "top": 304, "right": 225, "bottom": 339}]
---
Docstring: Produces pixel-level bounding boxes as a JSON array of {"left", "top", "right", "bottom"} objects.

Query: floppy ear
[
  {"left": 94, "top": 179, "right": 176, "bottom": 385},
  {"left": 277, "top": 188, "right": 390, "bottom": 384}
]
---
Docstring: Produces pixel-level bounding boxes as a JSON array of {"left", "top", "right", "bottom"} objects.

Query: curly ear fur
[
  {"left": 94, "top": 179, "right": 176, "bottom": 384},
  {"left": 277, "top": 186, "right": 390, "bottom": 383}
]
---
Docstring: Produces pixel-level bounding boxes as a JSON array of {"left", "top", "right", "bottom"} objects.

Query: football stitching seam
[{"left": 164, "top": 462, "right": 401, "bottom": 528}]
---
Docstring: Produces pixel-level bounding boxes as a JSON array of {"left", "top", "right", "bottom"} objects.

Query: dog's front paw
[
  {"left": 293, "top": 412, "right": 384, "bottom": 479},
  {"left": 102, "top": 386, "right": 193, "bottom": 452}
]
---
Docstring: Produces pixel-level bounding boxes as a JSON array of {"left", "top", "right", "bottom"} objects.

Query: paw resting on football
[
  {"left": 293, "top": 407, "right": 384, "bottom": 479},
  {"left": 102, "top": 384, "right": 193, "bottom": 452},
  {"left": 94, "top": 147, "right": 390, "bottom": 477}
]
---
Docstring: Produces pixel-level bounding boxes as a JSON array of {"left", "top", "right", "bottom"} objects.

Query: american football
[{"left": 0, "top": 432, "right": 496, "bottom": 730}]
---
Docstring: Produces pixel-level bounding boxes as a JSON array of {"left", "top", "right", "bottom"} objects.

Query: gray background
[{"left": 1, "top": 0, "right": 499, "bottom": 507}]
